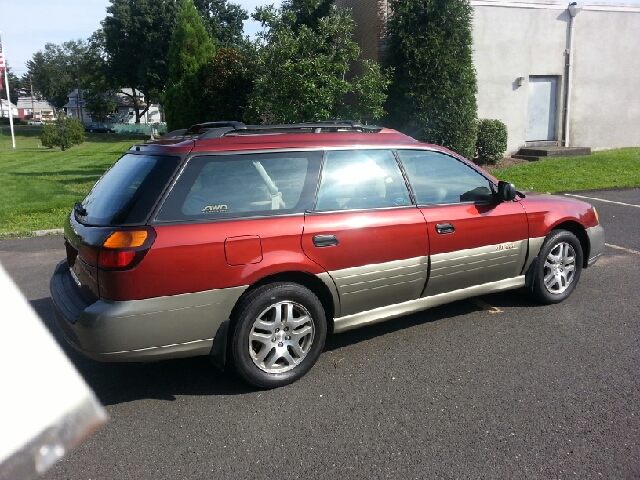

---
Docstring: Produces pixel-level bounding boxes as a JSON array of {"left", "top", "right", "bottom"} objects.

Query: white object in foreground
[{"left": 0, "top": 265, "right": 107, "bottom": 479}]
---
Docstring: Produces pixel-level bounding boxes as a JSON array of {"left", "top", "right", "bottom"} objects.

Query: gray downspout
[{"left": 564, "top": 2, "right": 582, "bottom": 147}]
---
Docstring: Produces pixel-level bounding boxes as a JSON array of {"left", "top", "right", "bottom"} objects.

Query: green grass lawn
[
  {"left": 1, "top": 126, "right": 639, "bottom": 236},
  {"left": 0, "top": 127, "right": 148, "bottom": 235},
  {"left": 492, "top": 148, "right": 640, "bottom": 193}
]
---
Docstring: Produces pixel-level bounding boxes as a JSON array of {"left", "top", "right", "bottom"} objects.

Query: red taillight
[
  {"left": 96, "top": 228, "right": 156, "bottom": 270},
  {"left": 98, "top": 250, "right": 136, "bottom": 268}
]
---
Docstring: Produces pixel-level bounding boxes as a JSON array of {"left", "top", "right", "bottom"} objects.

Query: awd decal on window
[{"left": 202, "top": 205, "right": 228, "bottom": 213}]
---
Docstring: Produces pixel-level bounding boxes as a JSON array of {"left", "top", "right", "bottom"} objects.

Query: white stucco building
[
  {"left": 472, "top": 0, "right": 640, "bottom": 153},
  {"left": 336, "top": 0, "right": 640, "bottom": 153}
]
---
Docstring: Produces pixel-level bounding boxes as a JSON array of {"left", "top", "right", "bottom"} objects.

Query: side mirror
[{"left": 497, "top": 181, "right": 517, "bottom": 202}]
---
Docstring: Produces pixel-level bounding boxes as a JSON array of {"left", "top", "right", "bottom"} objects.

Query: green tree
[
  {"left": 41, "top": 111, "right": 86, "bottom": 150},
  {"left": 282, "top": 0, "right": 335, "bottom": 31},
  {"left": 102, "top": 0, "right": 180, "bottom": 123},
  {"left": 193, "top": 0, "right": 248, "bottom": 45},
  {"left": 1, "top": 64, "right": 22, "bottom": 106},
  {"left": 384, "top": 0, "right": 478, "bottom": 159},
  {"left": 81, "top": 30, "right": 119, "bottom": 123},
  {"left": 247, "top": 5, "right": 390, "bottom": 124},
  {"left": 164, "top": 0, "right": 216, "bottom": 131},
  {"left": 26, "top": 40, "right": 88, "bottom": 109},
  {"left": 198, "top": 47, "right": 255, "bottom": 122}
]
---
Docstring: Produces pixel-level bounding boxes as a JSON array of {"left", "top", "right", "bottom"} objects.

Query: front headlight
[{"left": 593, "top": 206, "right": 599, "bottom": 224}]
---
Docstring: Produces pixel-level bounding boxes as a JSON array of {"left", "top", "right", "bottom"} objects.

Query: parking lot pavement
[
  {"left": 563, "top": 187, "right": 640, "bottom": 252},
  {"left": 1, "top": 188, "right": 638, "bottom": 479}
]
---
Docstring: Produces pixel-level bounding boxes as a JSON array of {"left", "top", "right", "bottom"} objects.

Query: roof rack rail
[
  {"left": 159, "top": 128, "right": 188, "bottom": 139},
  {"left": 185, "top": 121, "right": 247, "bottom": 135},
  {"left": 225, "top": 121, "right": 383, "bottom": 135},
  {"left": 198, "top": 127, "right": 237, "bottom": 139},
  {"left": 155, "top": 120, "right": 384, "bottom": 143}
]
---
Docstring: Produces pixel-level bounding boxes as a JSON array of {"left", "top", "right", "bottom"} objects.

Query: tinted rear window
[{"left": 79, "top": 154, "right": 181, "bottom": 226}]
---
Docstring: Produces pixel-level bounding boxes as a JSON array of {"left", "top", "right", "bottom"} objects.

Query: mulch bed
[{"left": 481, "top": 156, "right": 529, "bottom": 172}]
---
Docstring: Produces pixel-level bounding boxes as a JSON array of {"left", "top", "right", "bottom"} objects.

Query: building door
[{"left": 527, "top": 76, "right": 558, "bottom": 141}]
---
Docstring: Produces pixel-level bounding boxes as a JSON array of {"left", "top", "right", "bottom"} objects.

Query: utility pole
[{"left": 30, "top": 75, "right": 35, "bottom": 120}]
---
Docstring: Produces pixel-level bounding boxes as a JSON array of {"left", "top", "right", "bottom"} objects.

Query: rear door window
[
  {"left": 156, "top": 151, "right": 322, "bottom": 221},
  {"left": 397, "top": 150, "right": 495, "bottom": 204},
  {"left": 314, "top": 150, "right": 411, "bottom": 211},
  {"left": 79, "top": 154, "right": 181, "bottom": 226}
]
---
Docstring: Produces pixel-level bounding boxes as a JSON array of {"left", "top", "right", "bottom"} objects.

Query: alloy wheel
[
  {"left": 248, "top": 300, "right": 315, "bottom": 374},
  {"left": 543, "top": 241, "right": 577, "bottom": 295}
]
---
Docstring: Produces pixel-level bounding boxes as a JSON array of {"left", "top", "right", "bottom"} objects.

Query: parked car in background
[
  {"left": 50, "top": 121, "right": 605, "bottom": 389},
  {"left": 27, "top": 120, "right": 44, "bottom": 125},
  {"left": 84, "top": 124, "right": 115, "bottom": 133}
]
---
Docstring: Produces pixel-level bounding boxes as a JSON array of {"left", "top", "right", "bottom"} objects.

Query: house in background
[
  {"left": 64, "top": 89, "right": 92, "bottom": 123},
  {"left": 0, "top": 99, "right": 18, "bottom": 118},
  {"left": 335, "top": 0, "right": 640, "bottom": 153},
  {"left": 16, "top": 96, "right": 55, "bottom": 121},
  {"left": 64, "top": 88, "right": 162, "bottom": 124}
]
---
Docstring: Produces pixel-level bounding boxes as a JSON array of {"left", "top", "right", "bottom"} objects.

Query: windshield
[{"left": 79, "top": 154, "right": 181, "bottom": 226}]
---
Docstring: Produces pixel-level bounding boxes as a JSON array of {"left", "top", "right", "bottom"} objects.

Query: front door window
[{"left": 397, "top": 149, "right": 529, "bottom": 296}]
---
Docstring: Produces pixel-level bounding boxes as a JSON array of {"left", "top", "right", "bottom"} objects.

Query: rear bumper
[
  {"left": 50, "top": 261, "right": 247, "bottom": 361},
  {"left": 586, "top": 224, "right": 605, "bottom": 266}
]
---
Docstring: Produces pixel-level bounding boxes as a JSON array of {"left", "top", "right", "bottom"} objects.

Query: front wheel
[
  {"left": 531, "top": 230, "right": 583, "bottom": 304},
  {"left": 230, "top": 282, "right": 327, "bottom": 388}
]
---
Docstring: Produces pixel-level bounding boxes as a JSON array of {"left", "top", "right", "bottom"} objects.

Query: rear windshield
[{"left": 78, "top": 154, "right": 181, "bottom": 226}]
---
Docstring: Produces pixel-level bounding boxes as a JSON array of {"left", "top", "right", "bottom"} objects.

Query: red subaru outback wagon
[{"left": 50, "top": 121, "right": 605, "bottom": 388}]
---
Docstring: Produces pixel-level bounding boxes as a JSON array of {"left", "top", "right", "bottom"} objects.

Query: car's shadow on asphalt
[
  {"left": 30, "top": 297, "right": 255, "bottom": 406},
  {"left": 476, "top": 289, "right": 540, "bottom": 309},
  {"left": 323, "top": 288, "right": 538, "bottom": 351},
  {"left": 30, "top": 288, "right": 539, "bottom": 406}
]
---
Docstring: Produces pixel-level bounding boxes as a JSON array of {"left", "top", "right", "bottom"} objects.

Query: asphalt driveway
[{"left": 1, "top": 188, "right": 638, "bottom": 479}]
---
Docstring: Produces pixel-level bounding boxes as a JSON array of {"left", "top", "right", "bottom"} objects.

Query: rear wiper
[{"left": 74, "top": 202, "right": 88, "bottom": 216}]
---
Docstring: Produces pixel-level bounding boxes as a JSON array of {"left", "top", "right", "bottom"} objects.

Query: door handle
[
  {"left": 312, "top": 234, "right": 339, "bottom": 247},
  {"left": 435, "top": 223, "right": 455, "bottom": 235}
]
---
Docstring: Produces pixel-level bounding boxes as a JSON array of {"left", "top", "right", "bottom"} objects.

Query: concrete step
[
  {"left": 512, "top": 154, "right": 545, "bottom": 161},
  {"left": 514, "top": 146, "right": 591, "bottom": 158}
]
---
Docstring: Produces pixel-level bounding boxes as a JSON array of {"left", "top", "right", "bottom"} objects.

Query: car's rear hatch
[{"left": 64, "top": 153, "right": 183, "bottom": 301}]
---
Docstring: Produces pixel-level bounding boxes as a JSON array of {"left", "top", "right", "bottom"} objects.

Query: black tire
[
  {"left": 230, "top": 282, "right": 327, "bottom": 389},
  {"left": 530, "top": 229, "right": 583, "bottom": 304}
]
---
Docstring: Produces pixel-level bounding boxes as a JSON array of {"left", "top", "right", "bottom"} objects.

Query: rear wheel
[
  {"left": 531, "top": 230, "right": 583, "bottom": 304},
  {"left": 230, "top": 282, "right": 327, "bottom": 388}
]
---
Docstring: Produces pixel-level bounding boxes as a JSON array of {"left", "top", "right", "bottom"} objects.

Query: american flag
[{"left": 0, "top": 37, "right": 5, "bottom": 70}]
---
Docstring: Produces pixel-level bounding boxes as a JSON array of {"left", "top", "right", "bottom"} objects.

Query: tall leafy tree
[
  {"left": 247, "top": 4, "right": 389, "bottom": 124},
  {"left": 193, "top": 0, "right": 248, "bottom": 45},
  {"left": 102, "top": 0, "right": 180, "bottom": 123},
  {"left": 1, "top": 64, "right": 21, "bottom": 106},
  {"left": 384, "top": 0, "right": 478, "bottom": 159},
  {"left": 281, "top": 0, "right": 334, "bottom": 31},
  {"left": 198, "top": 47, "right": 255, "bottom": 122},
  {"left": 81, "top": 30, "right": 119, "bottom": 122},
  {"left": 25, "top": 40, "right": 88, "bottom": 109},
  {"left": 164, "top": 0, "right": 216, "bottom": 130}
]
